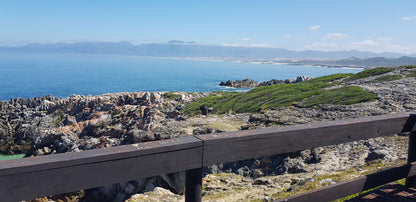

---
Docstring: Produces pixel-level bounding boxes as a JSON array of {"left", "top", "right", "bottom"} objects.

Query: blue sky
[{"left": 1, "top": 0, "right": 415, "bottom": 53}]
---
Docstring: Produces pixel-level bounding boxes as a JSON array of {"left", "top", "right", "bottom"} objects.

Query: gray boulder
[{"left": 219, "top": 79, "right": 259, "bottom": 88}]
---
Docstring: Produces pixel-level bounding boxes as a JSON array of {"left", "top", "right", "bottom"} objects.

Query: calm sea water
[
  {"left": 0, "top": 153, "right": 25, "bottom": 161},
  {"left": 0, "top": 52, "right": 362, "bottom": 101}
]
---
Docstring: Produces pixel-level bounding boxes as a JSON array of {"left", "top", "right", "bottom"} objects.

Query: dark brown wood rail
[{"left": 0, "top": 112, "right": 415, "bottom": 202}]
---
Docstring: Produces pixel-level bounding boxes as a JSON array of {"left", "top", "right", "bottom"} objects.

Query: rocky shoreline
[
  {"left": 219, "top": 76, "right": 312, "bottom": 88},
  {"left": 1, "top": 67, "right": 416, "bottom": 201}
]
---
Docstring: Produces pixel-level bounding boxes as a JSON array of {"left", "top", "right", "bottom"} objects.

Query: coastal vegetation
[
  {"left": 371, "top": 74, "right": 402, "bottom": 83},
  {"left": 344, "top": 67, "right": 395, "bottom": 81},
  {"left": 184, "top": 72, "right": 379, "bottom": 115},
  {"left": 301, "top": 86, "right": 377, "bottom": 107},
  {"left": 162, "top": 92, "right": 182, "bottom": 100},
  {"left": 407, "top": 69, "right": 416, "bottom": 77}
]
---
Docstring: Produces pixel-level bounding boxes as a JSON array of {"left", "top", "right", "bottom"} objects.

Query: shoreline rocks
[
  {"left": 258, "top": 75, "right": 313, "bottom": 86},
  {"left": 219, "top": 76, "right": 313, "bottom": 88},
  {"left": 219, "top": 78, "right": 258, "bottom": 88}
]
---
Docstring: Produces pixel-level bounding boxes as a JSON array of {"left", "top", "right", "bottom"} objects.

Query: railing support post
[
  {"left": 185, "top": 168, "right": 202, "bottom": 202},
  {"left": 406, "top": 132, "right": 416, "bottom": 187}
]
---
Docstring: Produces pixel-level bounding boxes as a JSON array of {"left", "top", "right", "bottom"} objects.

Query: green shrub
[
  {"left": 301, "top": 86, "right": 378, "bottom": 106},
  {"left": 345, "top": 67, "right": 395, "bottom": 81},
  {"left": 407, "top": 70, "right": 416, "bottom": 77},
  {"left": 183, "top": 73, "right": 363, "bottom": 114},
  {"left": 371, "top": 75, "right": 402, "bottom": 82},
  {"left": 162, "top": 92, "right": 181, "bottom": 100}
]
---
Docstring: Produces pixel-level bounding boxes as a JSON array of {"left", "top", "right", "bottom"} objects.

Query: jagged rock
[
  {"left": 82, "top": 180, "right": 146, "bottom": 202},
  {"left": 253, "top": 178, "right": 271, "bottom": 185},
  {"left": 296, "top": 75, "right": 313, "bottom": 83},
  {"left": 258, "top": 76, "right": 313, "bottom": 86},
  {"left": 319, "top": 178, "right": 336, "bottom": 185},
  {"left": 166, "top": 110, "right": 182, "bottom": 118},
  {"left": 63, "top": 114, "right": 77, "bottom": 125},
  {"left": 219, "top": 79, "right": 259, "bottom": 88},
  {"left": 366, "top": 149, "right": 391, "bottom": 162},
  {"left": 125, "top": 129, "right": 155, "bottom": 143},
  {"left": 126, "top": 187, "right": 184, "bottom": 202},
  {"left": 218, "top": 76, "right": 313, "bottom": 89},
  {"left": 200, "top": 106, "right": 213, "bottom": 115},
  {"left": 237, "top": 166, "right": 251, "bottom": 177},
  {"left": 192, "top": 127, "right": 214, "bottom": 135},
  {"left": 159, "top": 172, "right": 185, "bottom": 194}
]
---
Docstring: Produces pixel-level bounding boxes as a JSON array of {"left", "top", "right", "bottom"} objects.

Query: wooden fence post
[
  {"left": 406, "top": 132, "right": 416, "bottom": 187},
  {"left": 185, "top": 168, "right": 202, "bottom": 202}
]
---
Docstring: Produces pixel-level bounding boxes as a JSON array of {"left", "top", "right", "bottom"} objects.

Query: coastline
[
  {"left": 0, "top": 53, "right": 362, "bottom": 101},
  {"left": 144, "top": 55, "right": 367, "bottom": 69}
]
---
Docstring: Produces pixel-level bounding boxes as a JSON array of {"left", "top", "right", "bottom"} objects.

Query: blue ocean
[{"left": 0, "top": 52, "right": 362, "bottom": 101}]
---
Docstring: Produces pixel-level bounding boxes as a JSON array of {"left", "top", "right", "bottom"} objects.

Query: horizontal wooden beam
[
  {"left": 275, "top": 162, "right": 416, "bottom": 202},
  {"left": 0, "top": 136, "right": 202, "bottom": 202},
  {"left": 198, "top": 113, "right": 416, "bottom": 166}
]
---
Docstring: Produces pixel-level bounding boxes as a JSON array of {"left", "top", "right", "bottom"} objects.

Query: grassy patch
[
  {"left": 371, "top": 74, "right": 402, "bottom": 82},
  {"left": 184, "top": 74, "right": 355, "bottom": 114},
  {"left": 183, "top": 92, "right": 239, "bottom": 115},
  {"left": 407, "top": 70, "right": 416, "bottom": 77},
  {"left": 302, "top": 86, "right": 377, "bottom": 106},
  {"left": 345, "top": 67, "right": 396, "bottom": 81},
  {"left": 162, "top": 92, "right": 181, "bottom": 100},
  {"left": 52, "top": 110, "right": 64, "bottom": 126},
  {"left": 273, "top": 160, "right": 402, "bottom": 201},
  {"left": 206, "top": 120, "right": 242, "bottom": 131}
]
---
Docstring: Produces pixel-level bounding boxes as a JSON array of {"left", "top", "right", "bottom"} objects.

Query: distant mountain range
[{"left": 1, "top": 41, "right": 415, "bottom": 59}]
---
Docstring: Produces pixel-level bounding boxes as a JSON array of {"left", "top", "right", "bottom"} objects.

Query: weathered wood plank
[
  {"left": 0, "top": 136, "right": 201, "bottom": 177},
  {"left": 0, "top": 136, "right": 202, "bottom": 202},
  {"left": 275, "top": 162, "right": 416, "bottom": 202},
  {"left": 199, "top": 113, "right": 416, "bottom": 166},
  {"left": 346, "top": 183, "right": 416, "bottom": 202}
]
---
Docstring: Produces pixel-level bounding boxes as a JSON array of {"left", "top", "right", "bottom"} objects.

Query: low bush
[
  {"left": 345, "top": 67, "right": 395, "bottom": 81},
  {"left": 371, "top": 75, "right": 402, "bottom": 82}
]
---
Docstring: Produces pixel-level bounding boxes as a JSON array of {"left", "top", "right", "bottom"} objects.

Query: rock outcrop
[
  {"left": 219, "top": 79, "right": 258, "bottom": 88},
  {"left": 0, "top": 95, "right": 58, "bottom": 154},
  {"left": 0, "top": 92, "right": 205, "bottom": 201},
  {"left": 258, "top": 75, "right": 313, "bottom": 86},
  {"left": 219, "top": 76, "right": 312, "bottom": 88}
]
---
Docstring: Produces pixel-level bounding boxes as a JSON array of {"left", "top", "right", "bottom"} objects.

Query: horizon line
[{"left": 1, "top": 40, "right": 415, "bottom": 56}]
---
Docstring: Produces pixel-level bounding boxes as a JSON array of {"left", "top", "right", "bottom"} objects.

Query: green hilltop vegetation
[
  {"left": 184, "top": 66, "right": 415, "bottom": 115},
  {"left": 371, "top": 75, "right": 402, "bottom": 83},
  {"left": 344, "top": 67, "right": 395, "bottom": 81},
  {"left": 184, "top": 73, "right": 375, "bottom": 115}
]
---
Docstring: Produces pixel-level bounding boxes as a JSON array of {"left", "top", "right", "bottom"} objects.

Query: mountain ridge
[{"left": 0, "top": 41, "right": 411, "bottom": 59}]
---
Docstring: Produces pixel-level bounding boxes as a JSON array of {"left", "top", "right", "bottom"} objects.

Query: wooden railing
[{"left": 0, "top": 113, "right": 415, "bottom": 202}]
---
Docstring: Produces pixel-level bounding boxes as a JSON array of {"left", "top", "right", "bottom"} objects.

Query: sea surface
[
  {"left": 0, "top": 51, "right": 362, "bottom": 101},
  {"left": 0, "top": 153, "right": 25, "bottom": 161}
]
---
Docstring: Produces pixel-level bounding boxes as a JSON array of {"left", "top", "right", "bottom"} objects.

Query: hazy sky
[{"left": 1, "top": 0, "right": 415, "bottom": 53}]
